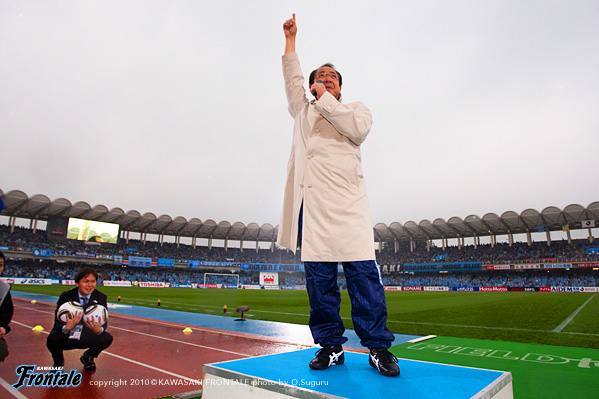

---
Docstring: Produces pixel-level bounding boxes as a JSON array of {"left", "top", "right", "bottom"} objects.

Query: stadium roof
[{"left": 1, "top": 189, "right": 598, "bottom": 243}]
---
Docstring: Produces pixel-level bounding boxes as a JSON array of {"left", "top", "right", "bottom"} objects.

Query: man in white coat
[{"left": 277, "top": 14, "right": 399, "bottom": 377}]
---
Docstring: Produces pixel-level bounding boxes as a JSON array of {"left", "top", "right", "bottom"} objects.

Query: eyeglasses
[{"left": 315, "top": 70, "right": 339, "bottom": 80}]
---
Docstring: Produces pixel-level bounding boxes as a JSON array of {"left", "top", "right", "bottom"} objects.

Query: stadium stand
[{"left": 1, "top": 224, "right": 597, "bottom": 288}]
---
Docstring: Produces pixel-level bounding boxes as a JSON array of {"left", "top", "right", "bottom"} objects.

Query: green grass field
[{"left": 13, "top": 285, "right": 599, "bottom": 349}]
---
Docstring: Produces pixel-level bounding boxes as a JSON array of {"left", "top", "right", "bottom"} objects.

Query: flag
[
  {"left": 582, "top": 220, "right": 596, "bottom": 228},
  {"left": 537, "top": 226, "right": 548, "bottom": 232},
  {"left": 0, "top": 197, "right": 5, "bottom": 212},
  {"left": 562, "top": 223, "right": 569, "bottom": 232}
]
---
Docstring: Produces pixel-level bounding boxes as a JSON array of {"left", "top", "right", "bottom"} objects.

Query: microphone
[{"left": 312, "top": 80, "right": 324, "bottom": 97}]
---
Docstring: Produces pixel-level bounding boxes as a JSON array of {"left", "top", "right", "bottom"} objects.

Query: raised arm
[{"left": 283, "top": 13, "right": 297, "bottom": 54}]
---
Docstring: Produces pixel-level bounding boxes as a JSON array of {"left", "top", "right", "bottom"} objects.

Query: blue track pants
[
  {"left": 304, "top": 260, "right": 395, "bottom": 349},
  {"left": 298, "top": 203, "right": 394, "bottom": 348}
]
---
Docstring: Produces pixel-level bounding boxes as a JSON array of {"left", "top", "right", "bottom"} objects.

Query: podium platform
[{"left": 202, "top": 348, "right": 513, "bottom": 399}]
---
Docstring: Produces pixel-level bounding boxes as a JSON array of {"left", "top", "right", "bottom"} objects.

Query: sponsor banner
[
  {"left": 384, "top": 286, "right": 401, "bottom": 291},
  {"left": 452, "top": 287, "right": 479, "bottom": 292},
  {"left": 0, "top": 246, "right": 9, "bottom": 251},
  {"left": 188, "top": 260, "right": 241, "bottom": 268},
  {"left": 402, "top": 287, "right": 424, "bottom": 291},
  {"left": 513, "top": 264, "right": 542, "bottom": 269},
  {"left": 198, "top": 284, "right": 219, "bottom": 289},
  {"left": 480, "top": 287, "right": 509, "bottom": 292},
  {"left": 263, "top": 285, "right": 280, "bottom": 290},
  {"left": 424, "top": 286, "right": 449, "bottom": 292},
  {"left": 241, "top": 285, "right": 261, "bottom": 290},
  {"left": 158, "top": 258, "right": 175, "bottom": 267},
  {"left": 242, "top": 263, "right": 306, "bottom": 273},
  {"left": 551, "top": 286, "right": 598, "bottom": 293},
  {"left": 169, "top": 283, "right": 196, "bottom": 288},
  {"left": 260, "top": 272, "right": 279, "bottom": 286},
  {"left": 125, "top": 256, "right": 154, "bottom": 268},
  {"left": 102, "top": 280, "right": 133, "bottom": 287},
  {"left": 577, "top": 262, "right": 599, "bottom": 268},
  {"left": 403, "top": 262, "right": 482, "bottom": 273},
  {"left": 113, "top": 255, "right": 123, "bottom": 266},
  {"left": 32, "top": 248, "right": 52, "bottom": 257},
  {"left": 62, "top": 280, "right": 76, "bottom": 286},
  {"left": 1, "top": 277, "right": 55, "bottom": 285},
  {"left": 544, "top": 263, "right": 572, "bottom": 269},
  {"left": 280, "top": 285, "right": 301, "bottom": 290},
  {"left": 540, "top": 287, "right": 551, "bottom": 292},
  {"left": 511, "top": 287, "right": 539, "bottom": 292},
  {"left": 138, "top": 282, "right": 169, "bottom": 288},
  {"left": 403, "top": 264, "right": 438, "bottom": 272},
  {"left": 223, "top": 284, "right": 238, "bottom": 289},
  {"left": 380, "top": 264, "right": 400, "bottom": 274},
  {"left": 486, "top": 264, "right": 511, "bottom": 270},
  {"left": 486, "top": 286, "right": 509, "bottom": 292}
]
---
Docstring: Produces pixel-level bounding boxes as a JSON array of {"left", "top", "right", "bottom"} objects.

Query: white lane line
[
  {"left": 9, "top": 320, "right": 243, "bottom": 382},
  {"left": 386, "top": 319, "right": 599, "bottom": 336},
  {"left": 0, "top": 377, "right": 29, "bottom": 399},
  {"left": 101, "top": 352, "right": 203, "bottom": 383},
  {"left": 14, "top": 303, "right": 312, "bottom": 349},
  {"left": 553, "top": 293, "right": 596, "bottom": 332},
  {"left": 109, "top": 326, "right": 249, "bottom": 357}
]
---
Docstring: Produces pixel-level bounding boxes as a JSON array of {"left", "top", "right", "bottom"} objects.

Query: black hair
[
  {"left": 75, "top": 267, "right": 98, "bottom": 283},
  {"left": 0, "top": 251, "right": 4, "bottom": 260},
  {"left": 309, "top": 63, "right": 342, "bottom": 86}
]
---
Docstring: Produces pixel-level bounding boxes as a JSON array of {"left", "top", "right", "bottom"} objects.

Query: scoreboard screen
[{"left": 66, "top": 217, "right": 120, "bottom": 244}]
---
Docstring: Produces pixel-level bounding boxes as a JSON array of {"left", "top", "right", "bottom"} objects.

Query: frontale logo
[{"left": 12, "top": 365, "right": 82, "bottom": 390}]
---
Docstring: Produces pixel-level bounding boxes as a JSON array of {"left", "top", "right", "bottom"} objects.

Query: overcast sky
[{"left": 1, "top": 1, "right": 598, "bottom": 230}]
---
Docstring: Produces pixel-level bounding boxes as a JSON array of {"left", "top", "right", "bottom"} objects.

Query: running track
[{"left": 0, "top": 295, "right": 311, "bottom": 399}]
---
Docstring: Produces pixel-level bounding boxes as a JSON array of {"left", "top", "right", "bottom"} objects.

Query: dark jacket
[{"left": 51, "top": 287, "right": 108, "bottom": 334}]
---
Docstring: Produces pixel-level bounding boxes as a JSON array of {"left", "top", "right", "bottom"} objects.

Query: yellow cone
[
  {"left": 31, "top": 300, "right": 37, "bottom": 304},
  {"left": 32, "top": 325, "right": 44, "bottom": 331},
  {"left": 182, "top": 328, "right": 192, "bottom": 334}
]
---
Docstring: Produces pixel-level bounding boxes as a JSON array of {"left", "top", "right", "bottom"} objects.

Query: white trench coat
[{"left": 276, "top": 52, "right": 376, "bottom": 262}]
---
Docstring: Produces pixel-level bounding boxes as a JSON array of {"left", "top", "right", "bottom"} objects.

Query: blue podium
[{"left": 202, "top": 349, "right": 513, "bottom": 399}]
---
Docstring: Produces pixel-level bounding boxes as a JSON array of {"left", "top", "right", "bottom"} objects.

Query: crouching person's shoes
[
  {"left": 369, "top": 348, "right": 400, "bottom": 377},
  {"left": 80, "top": 350, "right": 96, "bottom": 371},
  {"left": 309, "top": 345, "right": 344, "bottom": 370}
]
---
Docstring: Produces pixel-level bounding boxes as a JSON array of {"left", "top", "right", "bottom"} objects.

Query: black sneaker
[
  {"left": 80, "top": 350, "right": 96, "bottom": 370},
  {"left": 52, "top": 357, "right": 64, "bottom": 368},
  {"left": 369, "top": 348, "right": 400, "bottom": 377},
  {"left": 309, "top": 345, "right": 344, "bottom": 370}
]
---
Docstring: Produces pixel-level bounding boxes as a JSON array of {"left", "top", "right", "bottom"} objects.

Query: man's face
[
  {"left": 76, "top": 274, "right": 96, "bottom": 296},
  {"left": 310, "top": 66, "right": 341, "bottom": 100}
]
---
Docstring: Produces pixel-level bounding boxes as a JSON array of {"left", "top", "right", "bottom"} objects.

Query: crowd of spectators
[
  {"left": 2, "top": 259, "right": 237, "bottom": 286},
  {"left": 2, "top": 224, "right": 599, "bottom": 284},
  {"left": 0, "top": 224, "right": 299, "bottom": 264},
  {"left": 381, "top": 270, "right": 596, "bottom": 288},
  {"left": 376, "top": 240, "right": 599, "bottom": 266},
  {"left": 3, "top": 224, "right": 599, "bottom": 266},
  {"left": 2, "top": 259, "right": 596, "bottom": 288}
]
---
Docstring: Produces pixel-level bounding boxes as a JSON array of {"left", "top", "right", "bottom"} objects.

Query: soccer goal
[{"left": 203, "top": 273, "right": 240, "bottom": 288}]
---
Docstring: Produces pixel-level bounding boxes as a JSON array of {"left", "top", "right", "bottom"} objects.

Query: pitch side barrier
[{"left": 383, "top": 286, "right": 599, "bottom": 293}]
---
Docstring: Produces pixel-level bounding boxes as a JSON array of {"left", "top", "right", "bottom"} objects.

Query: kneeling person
[{"left": 47, "top": 267, "right": 113, "bottom": 370}]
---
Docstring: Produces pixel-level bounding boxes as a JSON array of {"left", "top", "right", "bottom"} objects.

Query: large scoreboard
[{"left": 47, "top": 216, "right": 120, "bottom": 244}]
